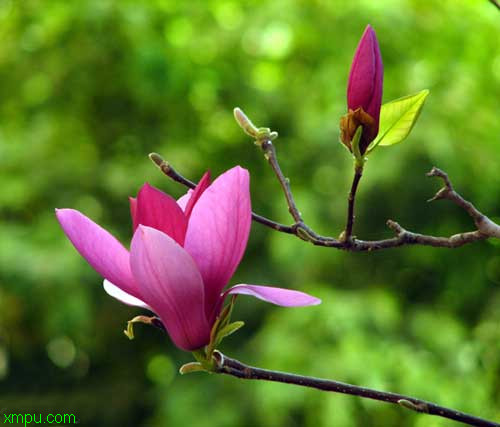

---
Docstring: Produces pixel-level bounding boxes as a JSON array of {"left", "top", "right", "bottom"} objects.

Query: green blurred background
[{"left": 1, "top": 0, "right": 499, "bottom": 425}]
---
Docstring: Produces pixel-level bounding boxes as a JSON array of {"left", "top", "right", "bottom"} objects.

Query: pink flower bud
[{"left": 341, "top": 25, "right": 384, "bottom": 154}]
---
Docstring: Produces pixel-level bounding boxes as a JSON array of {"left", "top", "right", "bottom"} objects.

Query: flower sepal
[
  {"left": 350, "top": 124, "right": 366, "bottom": 169},
  {"left": 123, "top": 315, "right": 165, "bottom": 340},
  {"left": 205, "top": 296, "right": 243, "bottom": 357},
  {"left": 179, "top": 362, "right": 207, "bottom": 375},
  {"left": 181, "top": 296, "right": 244, "bottom": 374},
  {"left": 339, "top": 107, "right": 375, "bottom": 158}
]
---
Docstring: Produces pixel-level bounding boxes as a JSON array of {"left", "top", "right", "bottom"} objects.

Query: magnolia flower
[
  {"left": 56, "top": 166, "right": 320, "bottom": 351},
  {"left": 340, "top": 25, "right": 384, "bottom": 155}
]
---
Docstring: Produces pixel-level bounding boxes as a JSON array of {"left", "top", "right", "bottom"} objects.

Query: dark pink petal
[
  {"left": 225, "top": 284, "right": 321, "bottom": 307},
  {"left": 364, "top": 30, "right": 383, "bottom": 127},
  {"left": 184, "top": 166, "right": 251, "bottom": 318},
  {"left": 129, "top": 197, "right": 138, "bottom": 230},
  {"left": 184, "top": 171, "right": 211, "bottom": 220},
  {"left": 103, "top": 279, "right": 152, "bottom": 310},
  {"left": 55, "top": 208, "right": 142, "bottom": 301},
  {"left": 347, "top": 25, "right": 383, "bottom": 126},
  {"left": 346, "top": 25, "right": 384, "bottom": 153},
  {"left": 348, "top": 25, "right": 377, "bottom": 111},
  {"left": 135, "top": 183, "right": 188, "bottom": 246},
  {"left": 177, "top": 172, "right": 211, "bottom": 217},
  {"left": 130, "top": 226, "right": 210, "bottom": 351}
]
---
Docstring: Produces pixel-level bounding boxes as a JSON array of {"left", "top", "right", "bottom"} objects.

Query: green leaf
[
  {"left": 216, "top": 321, "right": 245, "bottom": 343},
  {"left": 351, "top": 125, "right": 363, "bottom": 161},
  {"left": 369, "top": 89, "right": 429, "bottom": 151}
]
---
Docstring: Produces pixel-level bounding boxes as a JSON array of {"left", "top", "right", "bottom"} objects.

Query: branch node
[
  {"left": 212, "top": 350, "right": 224, "bottom": 368},
  {"left": 149, "top": 152, "right": 170, "bottom": 171},
  {"left": 427, "top": 166, "right": 453, "bottom": 190},
  {"left": 386, "top": 220, "right": 404, "bottom": 235},
  {"left": 397, "top": 399, "right": 429, "bottom": 413},
  {"left": 428, "top": 187, "right": 450, "bottom": 202}
]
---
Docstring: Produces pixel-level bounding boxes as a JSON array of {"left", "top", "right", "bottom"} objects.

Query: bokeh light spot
[
  {"left": 146, "top": 354, "right": 175, "bottom": 386},
  {"left": 46, "top": 336, "right": 76, "bottom": 369}
]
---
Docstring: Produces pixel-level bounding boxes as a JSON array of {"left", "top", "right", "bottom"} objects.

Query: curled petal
[
  {"left": 225, "top": 284, "right": 321, "bottom": 307},
  {"left": 103, "top": 279, "right": 152, "bottom": 310},
  {"left": 184, "top": 166, "right": 251, "bottom": 318},
  {"left": 130, "top": 226, "right": 210, "bottom": 351},
  {"left": 55, "top": 208, "right": 142, "bottom": 300},
  {"left": 177, "top": 171, "right": 211, "bottom": 219},
  {"left": 183, "top": 171, "right": 211, "bottom": 219},
  {"left": 135, "top": 183, "right": 188, "bottom": 245}
]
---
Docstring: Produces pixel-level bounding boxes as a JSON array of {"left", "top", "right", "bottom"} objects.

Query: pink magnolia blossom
[
  {"left": 340, "top": 25, "right": 384, "bottom": 154},
  {"left": 56, "top": 166, "right": 320, "bottom": 351}
]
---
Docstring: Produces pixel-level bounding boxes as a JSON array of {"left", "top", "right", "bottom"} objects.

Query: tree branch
[
  {"left": 213, "top": 351, "right": 499, "bottom": 427},
  {"left": 260, "top": 140, "right": 303, "bottom": 223},
  {"left": 489, "top": 0, "right": 500, "bottom": 11},
  {"left": 149, "top": 153, "right": 296, "bottom": 234},
  {"left": 150, "top": 151, "right": 499, "bottom": 251},
  {"left": 343, "top": 164, "right": 363, "bottom": 242}
]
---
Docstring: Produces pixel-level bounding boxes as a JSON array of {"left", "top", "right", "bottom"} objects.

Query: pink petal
[
  {"left": 55, "top": 208, "right": 142, "bottom": 301},
  {"left": 184, "top": 171, "right": 211, "bottom": 219},
  {"left": 176, "top": 171, "right": 211, "bottom": 218},
  {"left": 347, "top": 25, "right": 378, "bottom": 113},
  {"left": 225, "top": 284, "right": 321, "bottom": 307},
  {"left": 135, "top": 183, "right": 188, "bottom": 245},
  {"left": 366, "top": 34, "right": 383, "bottom": 126},
  {"left": 103, "top": 279, "right": 152, "bottom": 310},
  {"left": 130, "top": 226, "right": 210, "bottom": 351},
  {"left": 346, "top": 25, "right": 384, "bottom": 153},
  {"left": 177, "top": 191, "right": 193, "bottom": 212},
  {"left": 184, "top": 166, "right": 251, "bottom": 318}
]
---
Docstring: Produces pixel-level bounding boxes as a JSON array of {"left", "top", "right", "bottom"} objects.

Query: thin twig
[
  {"left": 213, "top": 352, "right": 499, "bottom": 427},
  {"left": 344, "top": 165, "right": 363, "bottom": 242},
  {"left": 149, "top": 153, "right": 500, "bottom": 251},
  {"left": 149, "top": 153, "right": 295, "bottom": 234},
  {"left": 260, "top": 140, "right": 303, "bottom": 223}
]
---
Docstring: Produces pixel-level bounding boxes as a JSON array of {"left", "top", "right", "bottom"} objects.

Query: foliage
[{"left": 1, "top": 0, "right": 499, "bottom": 426}]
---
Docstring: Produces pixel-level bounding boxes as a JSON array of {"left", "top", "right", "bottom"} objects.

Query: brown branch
[
  {"left": 489, "top": 0, "right": 500, "bottom": 11},
  {"left": 149, "top": 152, "right": 500, "bottom": 251},
  {"left": 213, "top": 351, "right": 499, "bottom": 427},
  {"left": 260, "top": 140, "right": 303, "bottom": 223},
  {"left": 344, "top": 164, "right": 363, "bottom": 242},
  {"left": 149, "top": 153, "right": 295, "bottom": 234}
]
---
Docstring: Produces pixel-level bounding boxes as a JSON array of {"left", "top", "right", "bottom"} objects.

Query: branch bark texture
[
  {"left": 213, "top": 352, "right": 499, "bottom": 427},
  {"left": 150, "top": 149, "right": 500, "bottom": 252}
]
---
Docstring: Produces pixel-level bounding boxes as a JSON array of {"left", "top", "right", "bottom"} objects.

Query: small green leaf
[
  {"left": 351, "top": 125, "right": 363, "bottom": 161},
  {"left": 216, "top": 321, "right": 245, "bottom": 342},
  {"left": 179, "top": 362, "right": 206, "bottom": 375},
  {"left": 370, "top": 89, "right": 429, "bottom": 151}
]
